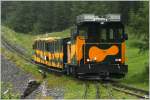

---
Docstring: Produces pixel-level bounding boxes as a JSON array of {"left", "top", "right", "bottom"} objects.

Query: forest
[{"left": 1, "top": 1, "right": 149, "bottom": 50}]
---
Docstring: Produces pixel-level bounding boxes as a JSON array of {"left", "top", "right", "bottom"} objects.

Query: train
[{"left": 32, "top": 14, "right": 128, "bottom": 79}]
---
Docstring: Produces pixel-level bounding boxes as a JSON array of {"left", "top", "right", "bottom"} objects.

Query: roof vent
[
  {"left": 105, "top": 14, "right": 121, "bottom": 22},
  {"left": 76, "top": 14, "right": 107, "bottom": 24},
  {"left": 76, "top": 14, "right": 121, "bottom": 24}
]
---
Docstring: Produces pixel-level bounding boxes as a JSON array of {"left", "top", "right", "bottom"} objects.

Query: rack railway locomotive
[{"left": 32, "top": 14, "right": 128, "bottom": 79}]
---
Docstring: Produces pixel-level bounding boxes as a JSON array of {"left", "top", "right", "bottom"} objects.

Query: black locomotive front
[{"left": 65, "top": 14, "right": 128, "bottom": 79}]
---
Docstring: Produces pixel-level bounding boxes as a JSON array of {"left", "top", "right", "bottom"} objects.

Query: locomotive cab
[{"left": 67, "top": 14, "right": 128, "bottom": 79}]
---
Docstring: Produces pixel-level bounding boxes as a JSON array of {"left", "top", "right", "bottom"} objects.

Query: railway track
[
  {"left": 83, "top": 82, "right": 89, "bottom": 99},
  {"left": 83, "top": 81, "right": 101, "bottom": 99},
  {"left": 111, "top": 82, "right": 149, "bottom": 99},
  {"left": 102, "top": 83, "right": 113, "bottom": 98},
  {"left": 1, "top": 36, "right": 33, "bottom": 63},
  {"left": 2, "top": 36, "right": 149, "bottom": 99},
  {"left": 95, "top": 81, "right": 100, "bottom": 99},
  {"left": 103, "top": 79, "right": 149, "bottom": 99}
]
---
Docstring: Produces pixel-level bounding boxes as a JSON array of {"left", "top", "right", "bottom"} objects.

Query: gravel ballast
[{"left": 1, "top": 55, "right": 64, "bottom": 99}]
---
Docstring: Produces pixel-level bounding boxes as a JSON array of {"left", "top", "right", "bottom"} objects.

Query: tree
[{"left": 129, "top": 2, "right": 149, "bottom": 51}]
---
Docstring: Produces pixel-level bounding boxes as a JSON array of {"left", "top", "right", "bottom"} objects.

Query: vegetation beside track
[
  {"left": 1, "top": 26, "right": 149, "bottom": 98},
  {"left": 121, "top": 32, "right": 149, "bottom": 90},
  {"left": 1, "top": 26, "right": 70, "bottom": 56},
  {"left": 1, "top": 82, "right": 20, "bottom": 99}
]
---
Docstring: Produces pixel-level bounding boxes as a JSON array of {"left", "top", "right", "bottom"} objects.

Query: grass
[
  {"left": 1, "top": 26, "right": 149, "bottom": 98},
  {"left": 1, "top": 82, "right": 20, "bottom": 99},
  {"left": 120, "top": 34, "right": 149, "bottom": 90},
  {"left": 1, "top": 26, "right": 70, "bottom": 56},
  {"left": 1, "top": 47, "right": 43, "bottom": 81}
]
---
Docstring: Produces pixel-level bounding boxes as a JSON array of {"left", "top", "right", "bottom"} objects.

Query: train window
[
  {"left": 50, "top": 42, "right": 52, "bottom": 52},
  {"left": 48, "top": 42, "right": 50, "bottom": 51},
  {"left": 113, "top": 29, "right": 118, "bottom": 40},
  {"left": 56, "top": 41, "right": 58, "bottom": 52},
  {"left": 42, "top": 41, "right": 44, "bottom": 51},
  {"left": 55, "top": 41, "right": 57, "bottom": 52},
  {"left": 59, "top": 40, "right": 62, "bottom": 52},
  {"left": 71, "top": 26, "right": 77, "bottom": 39},
  {"left": 118, "top": 29, "right": 123, "bottom": 40},
  {"left": 79, "top": 26, "right": 88, "bottom": 39},
  {"left": 40, "top": 41, "right": 42, "bottom": 50},
  {"left": 38, "top": 41, "right": 40, "bottom": 49},
  {"left": 39, "top": 41, "right": 40, "bottom": 50},
  {"left": 36, "top": 42, "right": 38, "bottom": 49},
  {"left": 51, "top": 42, "right": 53, "bottom": 52},
  {"left": 36, "top": 41, "right": 37, "bottom": 49},
  {"left": 53, "top": 42, "right": 55, "bottom": 53},
  {"left": 44, "top": 41, "right": 46, "bottom": 51},
  {"left": 43, "top": 41, "right": 45, "bottom": 51},
  {"left": 41, "top": 41, "right": 43, "bottom": 50},
  {"left": 53, "top": 41, "right": 55, "bottom": 53},
  {"left": 109, "top": 29, "right": 114, "bottom": 40},
  {"left": 45, "top": 42, "right": 48, "bottom": 51},
  {"left": 46, "top": 42, "right": 47, "bottom": 51},
  {"left": 57, "top": 41, "right": 59, "bottom": 52},
  {"left": 47, "top": 42, "right": 49, "bottom": 51},
  {"left": 100, "top": 29, "right": 107, "bottom": 41},
  {"left": 55, "top": 41, "right": 56, "bottom": 52},
  {"left": 51, "top": 42, "right": 53, "bottom": 53},
  {"left": 58, "top": 40, "right": 60, "bottom": 52},
  {"left": 33, "top": 42, "right": 35, "bottom": 49},
  {"left": 60, "top": 40, "right": 62, "bottom": 52},
  {"left": 43, "top": 41, "right": 44, "bottom": 50},
  {"left": 38, "top": 41, "right": 39, "bottom": 50},
  {"left": 46, "top": 42, "right": 48, "bottom": 51},
  {"left": 108, "top": 28, "right": 123, "bottom": 42}
]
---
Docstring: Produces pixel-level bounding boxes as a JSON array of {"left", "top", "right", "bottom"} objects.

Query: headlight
[
  {"left": 87, "top": 59, "right": 90, "bottom": 62},
  {"left": 115, "top": 58, "right": 121, "bottom": 62}
]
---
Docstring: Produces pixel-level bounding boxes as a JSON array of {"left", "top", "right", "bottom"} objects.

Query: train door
[{"left": 67, "top": 41, "right": 71, "bottom": 64}]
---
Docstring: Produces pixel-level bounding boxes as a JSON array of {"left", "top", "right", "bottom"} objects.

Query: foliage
[
  {"left": 2, "top": 1, "right": 148, "bottom": 51},
  {"left": 1, "top": 82, "right": 20, "bottom": 99},
  {"left": 121, "top": 34, "right": 149, "bottom": 90},
  {"left": 2, "top": 1, "right": 147, "bottom": 34},
  {"left": 129, "top": 2, "right": 149, "bottom": 51}
]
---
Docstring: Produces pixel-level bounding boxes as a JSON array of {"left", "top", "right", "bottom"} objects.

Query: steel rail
[
  {"left": 112, "top": 86, "right": 149, "bottom": 99},
  {"left": 95, "top": 81, "right": 100, "bottom": 99},
  {"left": 110, "top": 82, "right": 149, "bottom": 99},
  {"left": 83, "top": 82, "right": 89, "bottom": 99}
]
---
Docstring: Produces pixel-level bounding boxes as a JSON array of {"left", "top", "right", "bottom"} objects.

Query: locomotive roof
[
  {"left": 34, "top": 37, "right": 62, "bottom": 42},
  {"left": 76, "top": 14, "right": 121, "bottom": 24}
]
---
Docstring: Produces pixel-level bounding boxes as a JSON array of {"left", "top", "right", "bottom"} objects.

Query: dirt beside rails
[
  {"left": 1, "top": 55, "right": 64, "bottom": 99},
  {"left": 1, "top": 55, "right": 37, "bottom": 98}
]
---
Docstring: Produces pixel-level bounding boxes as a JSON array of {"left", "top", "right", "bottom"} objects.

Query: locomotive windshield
[{"left": 78, "top": 22, "right": 124, "bottom": 43}]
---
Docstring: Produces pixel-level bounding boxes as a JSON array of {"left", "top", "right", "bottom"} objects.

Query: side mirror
[{"left": 123, "top": 34, "right": 128, "bottom": 40}]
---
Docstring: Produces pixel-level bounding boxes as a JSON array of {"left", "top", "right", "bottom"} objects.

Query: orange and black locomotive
[{"left": 32, "top": 14, "right": 128, "bottom": 79}]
